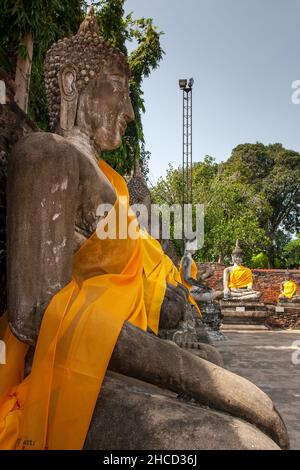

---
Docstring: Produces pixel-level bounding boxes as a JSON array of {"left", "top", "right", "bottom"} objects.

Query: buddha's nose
[{"left": 124, "top": 95, "right": 135, "bottom": 123}]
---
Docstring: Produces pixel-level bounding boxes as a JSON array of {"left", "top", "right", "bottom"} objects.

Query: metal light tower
[{"left": 179, "top": 78, "right": 194, "bottom": 248}]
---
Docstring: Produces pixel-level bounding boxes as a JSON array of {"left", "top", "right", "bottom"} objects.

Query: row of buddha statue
[{"left": 181, "top": 239, "right": 299, "bottom": 307}]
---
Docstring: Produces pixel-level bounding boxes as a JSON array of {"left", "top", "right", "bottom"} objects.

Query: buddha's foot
[{"left": 226, "top": 290, "right": 262, "bottom": 301}]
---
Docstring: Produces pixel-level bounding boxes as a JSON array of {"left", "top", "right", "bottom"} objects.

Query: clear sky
[{"left": 124, "top": 0, "right": 300, "bottom": 186}]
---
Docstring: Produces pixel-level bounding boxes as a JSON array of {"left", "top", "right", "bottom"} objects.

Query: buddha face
[
  {"left": 185, "top": 239, "right": 197, "bottom": 256},
  {"left": 76, "top": 64, "right": 134, "bottom": 151},
  {"left": 232, "top": 254, "right": 243, "bottom": 266}
]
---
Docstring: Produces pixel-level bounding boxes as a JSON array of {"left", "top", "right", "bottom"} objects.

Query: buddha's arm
[
  {"left": 109, "top": 321, "right": 289, "bottom": 450},
  {"left": 200, "top": 268, "right": 213, "bottom": 281},
  {"left": 7, "top": 133, "right": 80, "bottom": 345},
  {"left": 182, "top": 255, "right": 201, "bottom": 287},
  {"left": 223, "top": 267, "right": 231, "bottom": 293}
]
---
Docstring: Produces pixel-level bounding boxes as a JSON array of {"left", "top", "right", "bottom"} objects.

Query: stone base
[
  {"left": 266, "top": 302, "right": 300, "bottom": 329},
  {"left": 220, "top": 301, "right": 268, "bottom": 325},
  {"left": 197, "top": 301, "right": 226, "bottom": 341},
  {"left": 197, "top": 300, "right": 223, "bottom": 329},
  {"left": 221, "top": 324, "right": 269, "bottom": 331}
]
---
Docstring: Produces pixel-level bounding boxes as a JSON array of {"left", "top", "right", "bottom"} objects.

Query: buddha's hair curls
[{"left": 44, "top": 7, "right": 130, "bottom": 131}]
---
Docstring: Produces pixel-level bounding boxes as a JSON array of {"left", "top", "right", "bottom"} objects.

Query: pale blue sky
[{"left": 124, "top": 0, "right": 300, "bottom": 186}]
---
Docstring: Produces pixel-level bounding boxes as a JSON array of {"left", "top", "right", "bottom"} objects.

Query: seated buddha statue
[
  {"left": 279, "top": 272, "right": 300, "bottom": 302},
  {"left": 223, "top": 240, "right": 262, "bottom": 301},
  {"left": 180, "top": 239, "right": 222, "bottom": 303},
  {"left": 0, "top": 9, "right": 288, "bottom": 451}
]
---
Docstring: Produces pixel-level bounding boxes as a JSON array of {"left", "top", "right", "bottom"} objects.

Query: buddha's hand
[
  {"left": 159, "top": 283, "right": 189, "bottom": 330},
  {"left": 224, "top": 287, "right": 231, "bottom": 297}
]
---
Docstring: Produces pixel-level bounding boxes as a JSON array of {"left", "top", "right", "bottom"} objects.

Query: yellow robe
[
  {"left": 229, "top": 265, "right": 253, "bottom": 289},
  {"left": 141, "top": 232, "right": 182, "bottom": 335},
  {"left": 0, "top": 160, "right": 179, "bottom": 450},
  {"left": 282, "top": 280, "right": 297, "bottom": 299},
  {"left": 179, "top": 258, "right": 202, "bottom": 315}
]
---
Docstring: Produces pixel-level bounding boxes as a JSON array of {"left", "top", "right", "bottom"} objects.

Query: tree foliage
[
  {"left": 224, "top": 143, "right": 300, "bottom": 265},
  {"left": 151, "top": 156, "right": 270, "bottom": 261},
  {"left": 282, "top": 235, "right": 300, "bottom": 268},
  {"left": 151, "top": 146, "right": 299, "bottom": 266}
]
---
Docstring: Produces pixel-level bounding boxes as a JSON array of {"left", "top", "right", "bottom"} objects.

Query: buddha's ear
[{"left": 58, "top": 64, "right": 78, "bottom": 131}]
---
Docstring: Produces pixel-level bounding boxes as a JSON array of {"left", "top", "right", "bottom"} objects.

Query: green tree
[
  {"left": 151, "top": 156, "right": 218, "bottom": 206},
  {"left": 151, "top": 156, "right": 270, "bottom": 260},
  {"left": 250, "top": 253, "right": 269, "bottom": 269},
  {"left": 282, "top": 235, "right": 300, "bottom": 268},
  {"left": 224, "top": 143, "right": 300, "bottom": 266},
  {"left": 200, "top": 178, "right": 270, "bottom": 263}
]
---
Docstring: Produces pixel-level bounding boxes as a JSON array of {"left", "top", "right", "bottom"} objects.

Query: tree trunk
[
  {"left": 14, "top": 33, "right": 33, "bottom": 113},
  {"left": 266, "top": 245, "right": 275, "bottom": 269}
]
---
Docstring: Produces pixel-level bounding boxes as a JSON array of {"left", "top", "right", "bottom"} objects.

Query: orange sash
[
  {"left": 179, "top": 258, "right": 202, "bottom": 315},
  {"left": 229, "top": 265, "right": 253, "bottom": 289},
  {"left": 282, "top": 280, "right": 297, "bottom": 299}
]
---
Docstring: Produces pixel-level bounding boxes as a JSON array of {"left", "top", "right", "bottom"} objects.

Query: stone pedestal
[
  {"left": 266, "top": 302, "right": 300, "bottom": 329},
  {"left": 197, "top": 300, "right": 226, "bottom": 340},
  {"left": 220, "top": 300, "right": 269, "bottom": 325}
]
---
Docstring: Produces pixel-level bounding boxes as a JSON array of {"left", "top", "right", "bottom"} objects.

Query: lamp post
[{"left": 179, "top": 78, "right": 194, "bottom": 252}]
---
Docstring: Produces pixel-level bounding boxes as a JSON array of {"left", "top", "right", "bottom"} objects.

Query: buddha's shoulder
[
  {"left": 242, "top": 265, "right": 252, "bottom": 271},
  {"left": 224, "top": 266, "right": 232, "bottom": 272},
  {"left": 11, "top": 131, "right": 81, "bottom": 163},
  {"left": 240, "top": 265, "right": 252, "bottom": 275}
]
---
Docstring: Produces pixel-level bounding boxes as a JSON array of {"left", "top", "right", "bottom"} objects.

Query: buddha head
[
  {"left": 44, "top": 7, "right": 134, "bottom": 152},
  {"left": 185, "top": 237, "right": 197, "bottom": 256},
  {"left": 232, "top": 240, "right": 244, "bottom": 266}
]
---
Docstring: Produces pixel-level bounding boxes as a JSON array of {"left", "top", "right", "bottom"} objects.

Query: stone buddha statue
[
  {"left": 279, "top": 271, "right": 300, "bottom": 302},
  {"left": 180, "top": 239, "right": 222, "bottom": 303},
  {"left": 2, "top": 9, "right": 289, "bottom": 450},
  {"left": 223, "top": 240, "right": 262, "bottom": 301}
]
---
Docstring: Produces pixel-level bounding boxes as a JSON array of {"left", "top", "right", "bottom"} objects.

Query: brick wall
[{"left": 197, "top": 263, "right": 300, "bottom": 304}]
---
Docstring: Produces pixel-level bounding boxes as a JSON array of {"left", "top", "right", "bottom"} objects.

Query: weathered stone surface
[
  {"left": 266, "top": 302, "right": 300, "bottom": 329},
  {"left": 220, "top": 300, "right": 269, "bottom": 326},
  {"left": 0, "top": 69, "right": 38, "bottom": 316},
  {"left": 160, "top": 239, "right": 180, "bottom": 266},
  {"left": 109, "top": 322, "right": 289, "bottom": 449},
  {"left": 214, "top": 331, "right": 300, "bottom": 449},
  {"left": 85, "top": 371, "right": 280, "bottom": 450}
]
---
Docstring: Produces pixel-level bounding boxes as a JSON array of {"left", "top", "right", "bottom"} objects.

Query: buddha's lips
[{"left": 119, "top": 118, "right": 127, "bottom": 134}]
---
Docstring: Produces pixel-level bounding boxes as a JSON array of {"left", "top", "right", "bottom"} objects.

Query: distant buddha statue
[
  {"left": 223, "top": 240, "right": 262, "bottom": 301},
  {"left": 180, "top": 239, "right": 222, "bottom": 303},
  {"left": 279, "top": 272, "right": 300, "bottom": 302}
]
